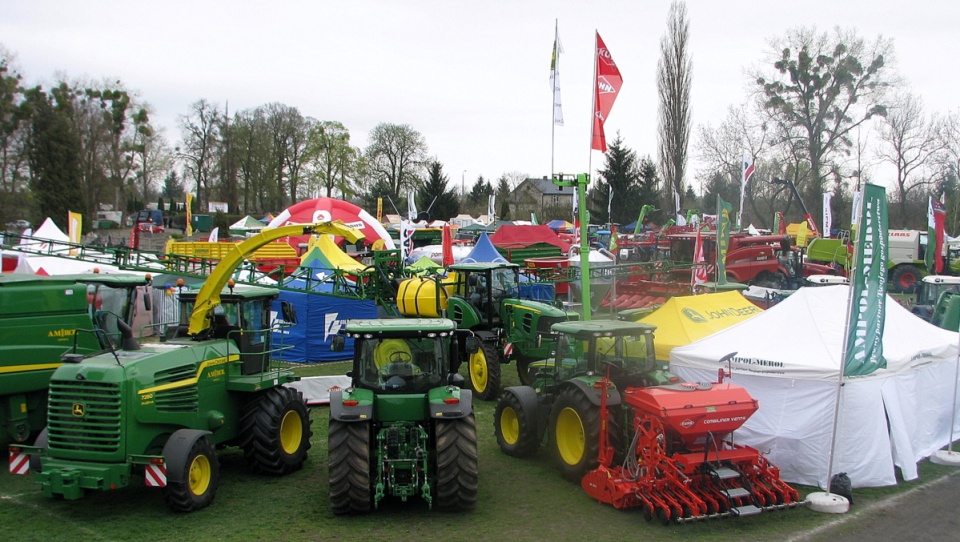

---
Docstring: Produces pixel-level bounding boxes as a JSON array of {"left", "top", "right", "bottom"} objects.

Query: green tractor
[
  {"left": 395, "top": 261, "right": 577, "bottom": 401},
  {"left": 0, "top": 272, "right": 150, "bottom": 448},
  {"left": 10, "top": 222, "right": 362, "bottom": 512},
  {"left": 494, "top": 320, "right": 678, "bottom": 481},
  {"left": 328, "top": 317, "right": 478, "bottom": 512}
]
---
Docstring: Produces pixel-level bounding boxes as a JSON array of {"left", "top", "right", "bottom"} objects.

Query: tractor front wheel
[
  {"left": 434, "top": 414, "right": 479, "bottom": 511},
  {"left": 548, "top": 386, "right": 601, "bottom": 482},
  {"left": 467, "top": 342, "right": 501, "bottom": 401},
  {"left": 163, "top": 435, "right": 219, "bottom": 512},
  {"left": 239, "top": 387, "right": 312, "bottom": 475},
  {"left": 328, "top": 420, "right": 372, "bottom": 514},
  {"left": 494, "top": 391, "right": 539, "bottom": 457}
]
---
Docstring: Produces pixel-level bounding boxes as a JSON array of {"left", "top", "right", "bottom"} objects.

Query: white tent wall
[{"left": 670, "top": 285, "right": 960, "bottom": 489}]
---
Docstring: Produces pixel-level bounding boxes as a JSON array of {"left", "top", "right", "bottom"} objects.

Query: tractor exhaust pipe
[{"left": 118, "top": 319, "right": 140, "bottom": 351}]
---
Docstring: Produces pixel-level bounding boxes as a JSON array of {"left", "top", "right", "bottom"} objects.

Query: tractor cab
[
  {"left": 913, "top": 275, "right": 960, "bottom": 323},
  {"left": 528, "top": 320, "right": 678, "bottom": 389},
  {"left": 177, "top": 284, "right": 287, "bottom": 375},
  {"left": 334, "top": 318, "right": 463, "bottom": 394},
  {"left": 448, "top": 262, "right": 520, "bottom": 328}
]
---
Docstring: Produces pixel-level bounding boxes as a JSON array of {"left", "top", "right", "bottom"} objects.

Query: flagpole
[{"left": 551, "top": 18, "right": 558, "bottom": 181}]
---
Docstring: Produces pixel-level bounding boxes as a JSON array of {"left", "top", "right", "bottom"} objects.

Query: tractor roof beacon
[{"left": 328, "top": 317, "right": 478, "bottom": 513}]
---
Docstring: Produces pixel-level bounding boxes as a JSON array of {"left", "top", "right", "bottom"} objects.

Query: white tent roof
[
  {"left": 671, "top": 285, "right": 958, "bottom": 381},
  {"left": 669, "top": 285, "right": 960, "bottom": 488},
  {"left": 32, "top": 217, "right": 69, "bottom": 242}
]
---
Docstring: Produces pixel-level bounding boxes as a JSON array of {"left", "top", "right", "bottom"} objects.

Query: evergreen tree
[
  {"left": 416, "top": 161, "right": 460, "bottom": 222},
  {"left": 496, "top": 175, "right": 511, "bottom": 220},
  {"left": 594, "top": 134, "right": 643, "bottom": 225},
  {"left": 25, "top": 87, "right": 83, "bottom": 229}
]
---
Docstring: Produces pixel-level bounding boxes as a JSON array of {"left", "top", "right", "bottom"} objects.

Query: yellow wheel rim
[
  {"left": 555, "top": 407, "right": 585, "bottom": 466},
  {"left": 279, "top": 410, "right": 303, "bottom": 455},
  {"left": 500, "top": 406, "right": 519, "bottom": 446},
  {"left": 469, "top": 349, "right": 488, "bottom": 393},
  {"left": 188, "top": 453, "right": 212, "bottom": 496}
]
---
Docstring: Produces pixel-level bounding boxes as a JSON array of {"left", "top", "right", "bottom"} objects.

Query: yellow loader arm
[{"left": 187, "top": 221, "right": 365, "bottom": 336}]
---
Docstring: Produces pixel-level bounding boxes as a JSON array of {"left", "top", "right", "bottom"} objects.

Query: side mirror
[
  {"left": 464, "top": 336, "right": 480, "bottom": 355},
  {"left": 281, "top": 300, "right": 297, "bottom": 325},
  {"left": 330, "top": 335, "right": 345, "bottom": 352},
  {"left": 142, "top": 290, "right": 152, "bottom": 311}
]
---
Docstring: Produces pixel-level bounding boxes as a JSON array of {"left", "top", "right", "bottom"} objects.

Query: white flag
[
  {"left": 487, "top": 194, "right": 496, "bottom": 224},
  {"left": 822, "top": 193, "right": 833, "bottom": 238},
  {"left": 208, "top": 227, "right": 219, "bottom": 242},
  {"left": 550, "top": 21, "right": 564, "bottom": 126},
  {"left": 399, "top": 219, "right": 414, "bottom": 262},
  {"left": 407, "top": 191, "right": 418, "bottom": 221}
]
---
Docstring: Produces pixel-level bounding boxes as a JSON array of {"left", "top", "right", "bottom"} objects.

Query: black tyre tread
[
  {"left": 163, "top": 437, "right": 219, "bottom": 513},
  {"left": 549, "top": 386, "right": 601, "bottom": 483},
  {"left": 469, "top": 342, "right": 502, "bottom": 401},
  {"left": 892, "top": 265, "right": 921, "bottom": 294},
  {"left": 328, "top": 420, "right": 372, "bottom": 515},
  {"left": 494, "top": 392, "right": 539, "bottom": 458},
  {"left": 238, "top": 387, "right": 312, "bottom": 475},
  {"left": 434, "top": 414, "right": 479, "bottom": 511}
]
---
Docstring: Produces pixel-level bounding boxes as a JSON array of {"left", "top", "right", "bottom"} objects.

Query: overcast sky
[{"left": 2, "top": 0, "right": 958, "bottom": 194}]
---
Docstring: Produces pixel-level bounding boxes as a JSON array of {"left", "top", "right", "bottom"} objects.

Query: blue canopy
[{"left": 460, "top": 232, "right": 509, "bottom": 263}]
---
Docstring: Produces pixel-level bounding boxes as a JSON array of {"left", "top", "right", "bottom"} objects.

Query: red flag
[
  {"left": 592, "top": 32, "right": 623, "bottom": 152},
  {"left": 692, "top": 227, "right": 709, "bottom": 288},
  {"left": 442, "top": 225, "right": 454, "bottom": 267}
]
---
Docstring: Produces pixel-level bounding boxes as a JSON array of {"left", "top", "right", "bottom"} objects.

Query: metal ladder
[{"left": 709, "top": 465, "right": 762, "bottom": 517}]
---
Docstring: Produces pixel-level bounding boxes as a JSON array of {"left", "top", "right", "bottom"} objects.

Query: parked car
[
  {"left": 134, "top": 222, "right": 164, "bottom": 233},
  {"left": 5, "top": 219, "right": 30, "bottom": 230}
]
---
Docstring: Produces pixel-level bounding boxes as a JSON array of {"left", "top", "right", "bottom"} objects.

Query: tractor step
[
  {"left": 731, "top": 504, "right": 762, "bottom": 517},
  {"left": 721, "top": 487, "right": 751, "bottom": 499},
  {"left": 711, "top": 467, "right": 740, "bottom": 480}
]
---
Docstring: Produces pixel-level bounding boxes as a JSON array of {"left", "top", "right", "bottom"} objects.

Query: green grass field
[{"left": 1, "top": 359, "right": 954, "bottom": 542}]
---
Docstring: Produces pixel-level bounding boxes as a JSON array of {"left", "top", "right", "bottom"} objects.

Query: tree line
[{"left": 3, "top": 11, "right": 960, "bottom": 235}]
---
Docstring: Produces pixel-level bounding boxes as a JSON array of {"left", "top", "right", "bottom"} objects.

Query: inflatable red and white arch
[{"left": 267, "top": 198, "right": 396, "bottom": 250}]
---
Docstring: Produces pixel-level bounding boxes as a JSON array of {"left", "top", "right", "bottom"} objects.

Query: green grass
[{"left": 1, "top": 359, "right": 955, "bottom": 542}]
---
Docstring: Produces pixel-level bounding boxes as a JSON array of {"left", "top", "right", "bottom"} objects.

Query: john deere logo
[
  {"left": 72, "top": 403, "right": 85, "bottom": 417},
  {"left": 681, "top": 308, "right": 707, "bottom": 323}
]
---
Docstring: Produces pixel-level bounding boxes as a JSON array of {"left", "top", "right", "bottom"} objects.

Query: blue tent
[
  {"left": 270, "top": 248, "right": 377, "bottom": 362},
  {"left": 460, "top": 232, "right": 509, "bottom": 263}
]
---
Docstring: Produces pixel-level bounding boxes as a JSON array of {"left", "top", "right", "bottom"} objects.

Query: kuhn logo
[
  {"left": 680, "top": 419, "right": 694, "bottom": 429},
  {"left": 681, "top": 308, "right": 707, "bottom": 323}
]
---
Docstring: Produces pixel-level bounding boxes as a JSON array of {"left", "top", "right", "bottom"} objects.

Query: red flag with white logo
[
  {"left": 692, "top": 227, "right": 709, "bottom": 287},
  {"left": 592, "top": 32, "right": 622, "bottom": 152}
]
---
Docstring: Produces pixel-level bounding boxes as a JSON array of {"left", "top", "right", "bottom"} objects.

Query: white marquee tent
[{"left": 670, "top": 285, "right": 960, "bottom": 488}]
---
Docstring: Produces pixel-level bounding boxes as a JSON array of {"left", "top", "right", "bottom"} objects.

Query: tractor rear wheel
[
  {"left": 328, "top": 419, "right": 372, "bottom": 514},
  {"left": 163, "top": 435, "right": 219, "bottom": 513},
  {"left": 548, "top": 386, "right": 601, "bottom": 482},
  {"left": 467, "top": 342, "right": 501, "bottom": 401},
  {"left": 494, "top": 392, "right": 539, "bottom": 457},
  {"left": 434, "top": 414, "right": 479, "bottom": 511},
  {"left": 239, "top": 387, "right": 312, "bottom": 475}
]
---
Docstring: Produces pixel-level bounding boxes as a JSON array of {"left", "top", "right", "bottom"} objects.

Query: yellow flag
[
  {"left": 186, "top": 194, "right": 194, "bottom": 237},
  {"left": 797, "top": 221, "right": 809, "bottom": 247},
  {"left": 68, "top": 211, "right": 82, "bottom": 254}
]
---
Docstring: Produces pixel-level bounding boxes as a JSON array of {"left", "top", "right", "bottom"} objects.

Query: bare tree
[
  {"left": 755, "top": 26, "right": 895, "bottom": 223},
  {"left": 877, "top": 91, "right": 945, "bottom": 227},
  {"left": 177, "top": 99, "right": 220, "bottom": 210},
  {"left": 657, "top": 1, "right": 692, "bottom": 215},
  {"left": 365, "top": 122, "right": 427, "bottom": 200}
]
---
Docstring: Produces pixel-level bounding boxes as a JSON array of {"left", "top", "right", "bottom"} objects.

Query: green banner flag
[
  {"left": 716, "top": 196, "right": 733, "bottom": 285},
  {"left": 843, "top": 183, "right": 888, "bottom": 377}
]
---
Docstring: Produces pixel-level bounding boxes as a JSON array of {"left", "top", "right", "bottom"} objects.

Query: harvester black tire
[
  {"left": 328, "top": 419, "right": 372, "bottom": 514},
  {"left": 434, "top": 414, "right": 479, "bottom": 511},
  {"left": 163, "top": 434, "right": 219, "bottom": 513},
  {"left": 494, "top": 392, "right": 539, "bottom": 458},
  {"left": 239, "top": 387, "right": 312, "bottom": 475},
  {"left": 29, "top": 427, "right": 48, "bottom": 473},
  {"left": 891, "top": 264, "right": 922, "bottom": 294},
  {"left": 466, "top": 341, "right": 501, "bottom": 401},
  {"left": 517, "top": 360, "right": 533, "bottom": 386},
  {"left": 548, "top": 386, "right": 601, "bottom": 483}
]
